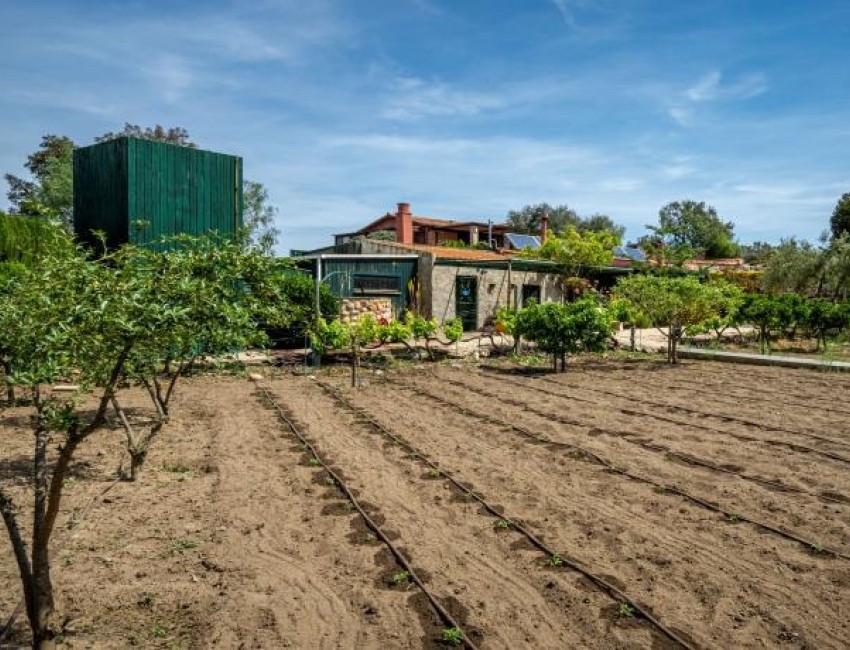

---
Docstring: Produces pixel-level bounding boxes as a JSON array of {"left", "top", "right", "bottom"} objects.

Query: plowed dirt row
[
  {"left": 557, "top": 359, "right": 850, "bottom": 426},
  {"left": 596, "top": 370, "right": 850, "bottom": 420},
  {"left": 2, "top": 379, "right": 432, "bottom": 648},
  {"left": 532, "top": 367, "right": 850, "bottom": 452},
  {"left": 265, "top": 378, "right": 645, "bottom": 649},
  {"left": 475, "top": 368, "right": 850, "bottom": 462},
  {"left": 3, "top": 361, "right": 849, "bottom": 649},
  {"left": 333, "top": 370, "right": 849, "bottom": 649},
  {"left": 427, "top": 368, "right": 850, "bottom": 551}
]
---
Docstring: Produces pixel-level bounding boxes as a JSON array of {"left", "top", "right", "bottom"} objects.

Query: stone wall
[
  {"left": 429, "top": 265, "right": 562, "bottom": 329},
  {"left": 340, "top": 298, "right": 394, "bottom": 323}
]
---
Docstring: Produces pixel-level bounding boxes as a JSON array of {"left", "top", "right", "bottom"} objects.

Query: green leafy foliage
[
  {"left": 505, "top": 203, "right": 625, "bottom": 239},
  {"left": 615, "top": 275, "right": 740, "bottom": 363},
  {"left": 266, "top": 272, "right": 338, "bottom": 346},
  {"left": 648, "top": 200, "right": 739, "bottom": 259},
  {"left": 739, "top": 292, "right": 850, "bottom": 353},
  {"left": 442, "top": 627, "right": 464, "bottom": 646},
  {"left": 405, "top": 311, "right": 439, "bottom": 340},
  {"left": 513, "top": 297, "right": 613, "bottom": 372},
  {"left": 523, "top": 226, "right": 619, "bottom": 274},
  {"left": 4, "top": 134, "right": 75, "bottom": 228},
  {"left": 831, "top": 192, "right": 850, "bottom": 239},
  {"left": 443, "top": 317, "right": 464, "bottom": 343},
  {"left": 0, "top": 233, "right": 295, "bottom": 644}
]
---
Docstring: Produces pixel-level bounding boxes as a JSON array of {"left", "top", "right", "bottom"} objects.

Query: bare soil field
[{"left": 2, "top": 358, "right": 849, "bottom": 648}]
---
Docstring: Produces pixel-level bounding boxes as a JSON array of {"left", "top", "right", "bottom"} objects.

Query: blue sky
[{"left": 2, "top": 0, "right": 848, "bottom": 253}]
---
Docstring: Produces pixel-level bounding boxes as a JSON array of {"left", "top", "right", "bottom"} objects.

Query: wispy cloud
[
  {"left": 685, "top": 70, "right": 767, "bottom": 103},
  {"left": 549, "top": 0, "right": 577, "bottom": 28},
  {"left": 668, "top": 69, "right": 767, "bottom": 126},
  {"left": 381, "top": 77, "right": 504, "bottom": 120}
]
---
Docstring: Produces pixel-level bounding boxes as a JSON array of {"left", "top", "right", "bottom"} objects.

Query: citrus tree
[
  {"left": 614, "top": 275, "right": 740, "bottom": 363},
  {"left": 513, "top": 298, "right": 613, "bottom": 372}
]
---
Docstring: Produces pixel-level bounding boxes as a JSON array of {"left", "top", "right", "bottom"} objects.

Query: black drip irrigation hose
[
  {"left": 250, "top": 379, "right": 479, "bottom": 650},
  {"left": 312, "top": 378, "right": 700, "bottom": 650},
  {"left": 395, "top": 378, "right": 850, "bottom": 562},
  {"left": 613, "top": 374, "right": 850, "bottom": 419},
  {"left": 443, "top": 374, "right": 850, "bottom": 506},
  {"left": 487, "top": 367, "right": 850, "bottom": 457},
  {"left": 474, "top": 364, "right": 850, "bottom": 465}
]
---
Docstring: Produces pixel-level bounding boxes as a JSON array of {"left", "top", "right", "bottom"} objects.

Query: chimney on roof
[
  {"left": 396, "top": 202, "right": 413, "bottom": 245},
  {"left": 540, "top": 212, "right": 549, "bottom": 242}
]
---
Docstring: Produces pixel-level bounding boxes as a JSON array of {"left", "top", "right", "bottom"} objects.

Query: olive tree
[{"left": 614, "top": 275, "right": 740, "bottom": 364}]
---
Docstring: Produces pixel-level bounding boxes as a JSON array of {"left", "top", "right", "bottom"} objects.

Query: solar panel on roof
[
  {"left": 613, "top": 246, "right": 646, "bottom": 262},
  {"left": 505, "top": 233, "right": 541, "bottom": 250}
]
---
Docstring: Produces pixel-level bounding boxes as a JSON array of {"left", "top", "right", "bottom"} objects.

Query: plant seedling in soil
[
  {"left": 170, "top": 539, "right": 199, "bottom": 554},
  {"left": 547, "top": 553, "right": 563, "bottom": 567},
  {"left": 392, "top": 570, "right": 411, "bottom": 585},
  {"left": 725, "top": 512, "right": 740, "bottom": 522},
  {"left": 811, "top": 542, "right": 824, "bottom": 554},
  {"left": 325, "top": 476, "right": 336, "bottom": 487},
  {"left": 618, "top": 602, "right": 635, "bottom": 618},
  {"left": 653, "top": 485, "right": 668, "bottom": 494},
  {"left": 442, "top": 626, "right": 464, "bottom": 646},
  {"left": 496, "top": 518, "right": 512, "bottom": 530},
  {"left": 428, "top": 467, "right": 442, "bottom": 478},
  {"left": 309, "top": 456, "right": 321, "bottom": 466},
  {"left": 151, "top": 623, "right": 169, "bottom": 638}
]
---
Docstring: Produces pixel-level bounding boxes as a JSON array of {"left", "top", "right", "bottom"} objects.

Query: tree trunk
[
  {"left": 667, "top": 326, "right": 673, "bottom": 364},
  {"left": 629, "top": 326, "right": 636, "bottom": 352},
  {"left": 350, "top": 341, "right": 359, "bottom": 388},
  {"left": 31, "top": 415, "right": 56, "bottom": 649},
  {"left": 2, "top": 359, "right": 14, "bottom": 404},
  {"left": 760, "top": 326, "right": 768, "bottom": 354},
  {"left": 129, "top": 450, "right": 146, "bottom": 482}
]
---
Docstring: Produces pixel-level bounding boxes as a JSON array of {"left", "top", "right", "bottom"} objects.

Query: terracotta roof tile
[{"left": 388, "top": 242, "right": 511, "bottom": 261}]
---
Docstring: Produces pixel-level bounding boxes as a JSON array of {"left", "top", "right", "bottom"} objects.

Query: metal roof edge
[{"left": 295, "top": 253, "right": 421, "bottom": 260}]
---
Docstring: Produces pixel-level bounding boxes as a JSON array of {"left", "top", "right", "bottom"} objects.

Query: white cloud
[
  {"left": 381, "top": 77, "right": 504, "bottom": 120},
  {"left": 685, "top": 70, "right": 723, "bottom": 102},
  {"left": 686, "top": 70, "right": 767, "bottom": 103},
  {"left": 667, "top": 69, "right": 767, "bottom": 127}
]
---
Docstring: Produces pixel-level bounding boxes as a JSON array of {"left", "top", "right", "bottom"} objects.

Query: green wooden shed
[
  {"left": 73, "top": 137, "right": 243, "bottom": 249},
  {"left": 296, "top": 254, "right": 420, "bottom": 318}
]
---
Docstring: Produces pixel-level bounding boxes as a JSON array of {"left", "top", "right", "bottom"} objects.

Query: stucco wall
[{"left": 430, "top": 265, "right": 562, "bottom": 329}]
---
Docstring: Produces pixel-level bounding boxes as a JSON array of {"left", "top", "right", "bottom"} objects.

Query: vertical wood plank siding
[
  {"left": 320, "top": 258, "right": 418, "bottom": 316},
  {"left": 73, "top": 137, "right": 243, "bottom": 250}
]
